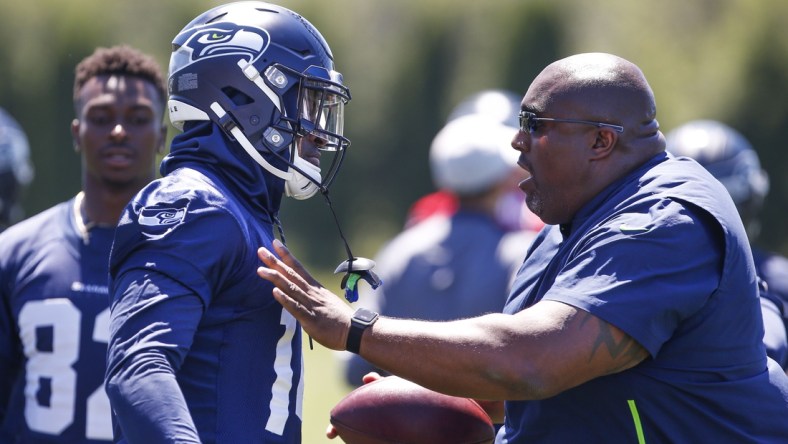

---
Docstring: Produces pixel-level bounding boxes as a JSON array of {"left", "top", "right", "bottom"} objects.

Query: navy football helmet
[
  {"left": 168, "top": 1, "right": 350, "bottom": 199},
  {"left": 0, "top": 107, "right": 33, "bottom": 229},
  {"left": 666, "top": 119, "right": 769, "bottom": 234}
]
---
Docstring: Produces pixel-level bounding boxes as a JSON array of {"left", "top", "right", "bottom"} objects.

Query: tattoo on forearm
[{"left": 580, "top": 313, "right": 646, "bottom": 372}]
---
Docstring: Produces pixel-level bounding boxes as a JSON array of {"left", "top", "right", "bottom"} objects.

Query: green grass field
[{"left": 301, "top": 337, "right": 355, "bottom": 443}]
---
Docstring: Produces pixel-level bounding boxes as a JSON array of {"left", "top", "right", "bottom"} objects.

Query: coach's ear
[
  {"left": 589, "top": 128, "right": 618, "bottom": 160},
  {"left": 71, "top": 118, "right": 81, "bottom": 153}
]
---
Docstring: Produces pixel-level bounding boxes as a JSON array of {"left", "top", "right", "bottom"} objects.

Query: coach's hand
[{"left": 258, "top": 239, "right": 354, "bottom": 351}]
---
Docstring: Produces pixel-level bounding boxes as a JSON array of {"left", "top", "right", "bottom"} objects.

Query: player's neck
[{"left": 74, "top": 190, "right": 126, "bottom": 230}]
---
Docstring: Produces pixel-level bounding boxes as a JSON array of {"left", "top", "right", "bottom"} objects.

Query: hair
[{"left": 73, "top": 45, "right": 167, "bottom": 113}]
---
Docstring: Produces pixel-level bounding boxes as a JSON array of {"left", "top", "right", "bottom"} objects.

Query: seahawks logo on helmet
[{"left": 170, "top": 24, "right": 271, "bottom": 89}]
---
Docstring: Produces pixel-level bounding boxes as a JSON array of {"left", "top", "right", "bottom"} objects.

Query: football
[{"left": 329, "top": 376, "right": 495, "bottom": 444}]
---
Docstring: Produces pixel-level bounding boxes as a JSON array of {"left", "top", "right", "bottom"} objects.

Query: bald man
[{"left": 257, "top": 53, "right": 788, "bottom": 443}]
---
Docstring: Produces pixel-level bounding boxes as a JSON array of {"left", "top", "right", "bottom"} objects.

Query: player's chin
[{"left": 101, "top": 172, "right": 148, "bottom": 190}]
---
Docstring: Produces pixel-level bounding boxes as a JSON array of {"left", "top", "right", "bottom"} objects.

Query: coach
[{"left": 258, "top": 52, "right": 788, "bottom": 443}]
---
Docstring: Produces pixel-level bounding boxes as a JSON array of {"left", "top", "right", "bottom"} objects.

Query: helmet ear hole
[{"left": 222, "top": 87, "right": 253, "bottom": 106}]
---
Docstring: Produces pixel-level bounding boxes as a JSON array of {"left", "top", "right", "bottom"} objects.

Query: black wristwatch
[{"left": 346, "top": 308, "right": 379, "bottom": 354}]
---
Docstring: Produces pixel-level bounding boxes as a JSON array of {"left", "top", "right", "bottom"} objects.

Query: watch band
[{"left": 346, "top": 308, "right": 379, "bottom": 354}]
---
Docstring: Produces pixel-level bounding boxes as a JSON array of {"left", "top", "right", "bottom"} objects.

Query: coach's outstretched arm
[
  {"left": 259, "top": 52, "right": 788, "bottom": 443},
  {"left": 257, "top": 240, "right": 648, "bottom": 401}
]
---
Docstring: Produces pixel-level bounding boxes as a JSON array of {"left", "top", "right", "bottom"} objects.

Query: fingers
[
  {"left": 256, "top": 243, "right": 287, "bottom": 273},
  {"left": 362, "top": 372, "right": 383, "bottom": 385},
  {"left": 257, "top": 266, "right": 300, "bottom": 309},
  {"left": 325, "top": 424, "right": 339, "bottom": 439},
  {"left": 257, "top": 246, "right": 312, "bottom": 292},
  {"left": 271, "top": 239, "right": 321, "bottom": 286}
]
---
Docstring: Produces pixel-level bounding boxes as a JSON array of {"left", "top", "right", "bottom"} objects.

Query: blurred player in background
[
  {"left": 104, "top": 2, "right": 356, "bottom": 442},
  {"left": 0, "top": 107, "right": 34, "bottom": 231},
  {"left": 0, "top": 45, "right": 167, "bottom": 443},
  {"left": 344, "top": 91, "right": 539, "bottom": 395},
  {"left": 405, "top": 89, "right": 543, "bottom": 233},
  {"left": 667, "top": 119, "right": 788, "bottom": 369}
]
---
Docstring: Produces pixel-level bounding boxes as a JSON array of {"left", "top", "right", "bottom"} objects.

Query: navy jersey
[
  {"left": 498, "top": 153, "right": 788, "bottom": 443},
  {"left": 105, "top": 166, "right": 303, "bottom": 443},
  {"left": 0, "top": 197, "right": 114, "bottom": 443}
]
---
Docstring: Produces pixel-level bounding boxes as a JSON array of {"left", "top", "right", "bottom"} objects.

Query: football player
[
  {"left": 667, "top": 120, "right": 788, "bottom": 369},
  {"left": 0, "top": 107, "right": 33, "bottom": 231},
  {"left": 404, "top": 90, "right": 543, "bottom": 233},
  {"left": 104, "top": 2, "right": 357, "bottom": 442},
  {"left": 0, "top": 45, "right": 166, "bottom": 442}
]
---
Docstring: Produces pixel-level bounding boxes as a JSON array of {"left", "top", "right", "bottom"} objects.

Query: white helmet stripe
[
  {"left": 209, "top": 102, "right": 292, "bottom": 180},
  {"left": 237, "top": 60, "right": 281, "bottom": 112},
  {"left": 167, "top": 100, "right": 210, "bottom": 131}
]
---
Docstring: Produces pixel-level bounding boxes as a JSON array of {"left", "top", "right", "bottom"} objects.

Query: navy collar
[{"left": 558, "top": 152, "right": 669, "bottom": 239}]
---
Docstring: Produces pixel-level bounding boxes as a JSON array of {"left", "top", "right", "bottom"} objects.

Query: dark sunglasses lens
[
  {"left": 519, "top": 112, "right": 534, "bottom": 133},
  {"left": 526, "top": 113, "right": 536, "bottom": 132}
]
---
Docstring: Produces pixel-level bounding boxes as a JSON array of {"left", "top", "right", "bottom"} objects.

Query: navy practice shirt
[
  {"left": 497, "top": 153, "right": 788, "bottom": 443},
  {"left": 106, "top": 167, "right": 303, "bottom": 444},
  {"left": 0, "top": 198, "right": 115, "bottom": 443}
]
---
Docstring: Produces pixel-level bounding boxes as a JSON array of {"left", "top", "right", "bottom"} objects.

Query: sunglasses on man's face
[{"left": 518, "top": 110, "right": 624, "bottom": 134}]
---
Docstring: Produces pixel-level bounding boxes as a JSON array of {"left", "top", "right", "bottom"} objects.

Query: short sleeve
[{"left": 543, "top": 200, "right": 723, "bottom": 356}]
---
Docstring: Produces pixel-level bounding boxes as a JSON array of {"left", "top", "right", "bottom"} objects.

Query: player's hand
[
  {"left": 361, "top": 371, "right": 383, "bottom": 384},
  {"left": 325, "top": 372, "right": 384, "bottom": 439},
  {"left": 257, "top": 239, "right": 354, "bottom": 351}
]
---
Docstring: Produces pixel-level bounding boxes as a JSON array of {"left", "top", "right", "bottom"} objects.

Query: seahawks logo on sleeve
[{"left": 138, "top": 199, "right": 189, "bottom": 240}]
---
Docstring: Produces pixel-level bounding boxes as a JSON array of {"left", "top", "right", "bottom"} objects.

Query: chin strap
[
  {"left": 321, "top": 191, "right": 382, "bottom": 303},
  {"left": 274, "top": 190, "right": 382, "bottom": 350},
  {"left": 284, "top": 154, "right": 321, "bottom": 200}
]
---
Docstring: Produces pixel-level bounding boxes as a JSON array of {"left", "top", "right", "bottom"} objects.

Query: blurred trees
[{"left": 2, "top": 0, "right": 787, "bottom": 268}]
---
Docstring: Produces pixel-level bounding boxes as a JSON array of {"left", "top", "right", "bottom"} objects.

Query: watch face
[{"left": 354, "top": 308, "right": 378, "bottom": 323}]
